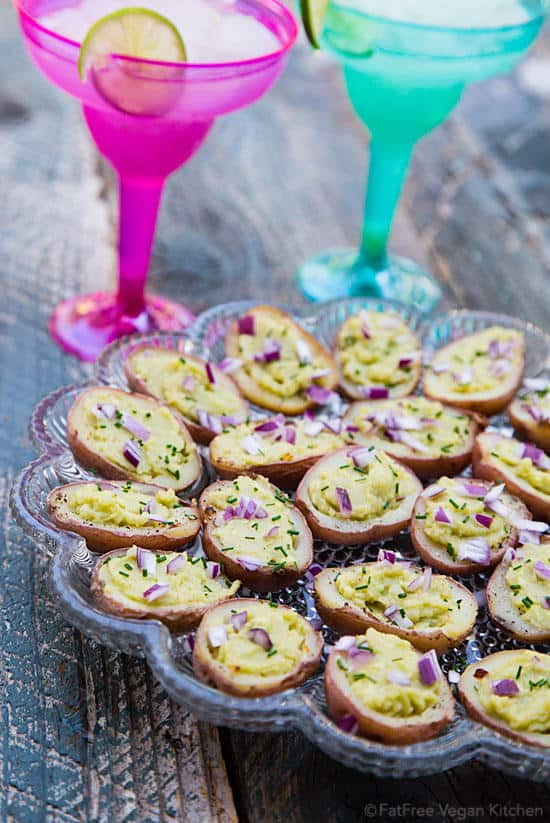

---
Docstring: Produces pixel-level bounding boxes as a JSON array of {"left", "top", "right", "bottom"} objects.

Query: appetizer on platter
[
  {"left": 193, "top": 598, "right": 323, "bottom": 696},
  {"left": 473, "top": 431, "right": 550, "bottom": 520},
  {"left": 314, "top": 556, "right": 477, "bottom": 653},
  {"left": 67, "top": 387, "right": 201, "bottom": 492},
  {"left": 411, "top": 476, "right": 532, "bottom": 574},
  {"left": 508, "top": 377, "right": 550, "bottom": 452},
  {"left": 333, "top": 310, "right": 422, "bottom": 401},
  {"left": 424, "top": 326, "right": 524, "bottom": 415},
  {"left": 47, "top": 480, "right": 200, "bottom": 553},
  {"left": 125, "top": 344, "right": 249, "bottom": 444},
  {"left": 199, "top": 474, "right": 313, "bottom": 591},
  {"left": 487, "top": 539, "right": 550, "bottom": 643},
  {"left": 459, "top": 649, "right": 550, "bottom": 747},
  {"left": 343, "top": 396, "right": 486, "bottom": 479},
  {"left": 295, "top": 446, "right": 422, "bottom": 545},
  {"left": 91, "top": 545, "right": 240, "bottom": 630},
  {"left": 325, "top": 628, "right": 455, "bottom": 743},
  {"left": 209, "top": 414, "right": 343, "bottom": 488},
  {"left": 225, "top": 305, "right": 338, "bottom": 415}
]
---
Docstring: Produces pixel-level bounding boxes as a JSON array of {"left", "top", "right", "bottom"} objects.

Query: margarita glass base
[
  {"left": 49, "top": 291, "right": 195, "bottom": 362},
  {"left": 296, "top": 250, "right": 442, "bottom": 312}
]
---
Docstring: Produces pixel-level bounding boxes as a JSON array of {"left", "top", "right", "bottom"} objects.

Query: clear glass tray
[{"left": 10, "top": 301, "right": 550, "bottom": 780}]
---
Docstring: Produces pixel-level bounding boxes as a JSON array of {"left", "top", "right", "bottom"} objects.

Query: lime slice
[
  {"left": 301, "top": 0, "right": 329, "bottom": 49},
  {"left": 78, "top": 7, "right": 186, "bottom": 81}
]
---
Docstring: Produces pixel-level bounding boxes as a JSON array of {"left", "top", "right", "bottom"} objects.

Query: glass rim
[
  {"left": 329, "top": 0, "right": 547, "bottom": 36},
  {"left": 13, "top": 0, "right": 298, "bottom": 72}
]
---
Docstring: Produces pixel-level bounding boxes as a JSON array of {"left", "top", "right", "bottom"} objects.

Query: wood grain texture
[{"left": 1, "top": 0, "right": 549, "bottom": 819}]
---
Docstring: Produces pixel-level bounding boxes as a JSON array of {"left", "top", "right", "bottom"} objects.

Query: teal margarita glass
[{"left": 297, "top": 0, "right": 547, "bottom": 310}]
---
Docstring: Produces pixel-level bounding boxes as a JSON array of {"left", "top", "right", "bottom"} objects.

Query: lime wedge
[
  {"left": 78, "top": 7, "right": 186, "bottom": 81},
  {"left": 301, "top": 0, "right": 329, "bottom": 49}
]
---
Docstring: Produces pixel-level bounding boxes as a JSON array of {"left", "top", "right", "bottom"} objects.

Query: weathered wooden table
[{"left": 1, "top": 1, "right": 550, "bottom": 819}]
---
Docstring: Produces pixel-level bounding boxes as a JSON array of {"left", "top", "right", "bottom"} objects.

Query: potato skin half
[
  {"left": 67, "top": 387, "right": 201, "bottom": 492},
  {"left": 47, "top": 481, "right": 200, "bottom": 554},
  {"left": 509, "top": 398, "right": 550, "bottom": 453},
  {"left": 225, "top": 305, "right": 337, "bottom": 415},
  {"left": 295, "top": 449, "right": 423, "bottom": 545},
  {"left": 458, "top": 651, "right": 550, "bottom": 748},
  {"left": 324, "top": 651, "right": 455, "bottom": 744},
  {"left": 423, "top": 333, "right": 525, "bottom": 416},
  {"left": 472, "top": 433, "right": 550, "bottom": 521},
  {"left": 486, "top": 549, "right": 550, "bottom": 644},
  {"left": 314, "top": 566, "right": 477, "bottom": 653},
  {"left": 192, "top": 598, "right": 323, "bottom": 697},
  {"left": 124, "top": 345, "right": 249, "bottom": 446},
  {"left": 410, "top": 482, "right": 530, "bottom": 575},
  {"left": 90, "top": 548, "right": 236, "bottom": 631},
  {"left": 199, "top": 476, "right": 313, "bottom": 591}
]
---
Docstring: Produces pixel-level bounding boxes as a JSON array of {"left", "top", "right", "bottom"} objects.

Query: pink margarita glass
[{"left": 14, "top": 0, "right": 297, "bottom": 360}]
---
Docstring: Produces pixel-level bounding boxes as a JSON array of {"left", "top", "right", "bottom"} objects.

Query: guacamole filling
[
  {"left": 99, "top": 546, "right": 239, "bottom": 609},
  {"left": 476, "top": 651, "right": 550, "bottom": 734},
  {"left": 206, "top": 475, "right": 301, "bottom": 571},
  {"left": 421, "top": 477, "right": 510, "bottom": 560},
  {"left": 336, "top": 311, "right": 420, "bottom": 394},
  {"left": 208, "top": 601, "right": 310, "bottom": 677},
  {"left": 505, "top": 544, "right": 550, "bottom": 631},
  {"left": 344, "top": 397, "right": 472, "bottom": 456},
  {"left": 337, "top": 629, "right": 443, "bottom": 717},
  {"left": 427, "top": 327, "right": 523, "bottom": 396},
  {"left": 307, "top": 450, "right": 417, "bottom": 521},
  {"left": 234, "top": 312, "right": 333, "bottom": 401},
  {"left": 65, "top": 484, "right": 197, "bottom": 529},
  {"left": 129, "top": 349, "right": 245, "bottom": 426},
  {"left": 80, "top": 389, "right": 195, "bottom": 486},
  {"left": 488, "top": 436, "right": 550, "bottom": 497},
  {"left": 212, "top": 418, "right": 343, "bottom": 466},
  {"left": 334, "top": 562, "right": 465, "bottom": 637}
]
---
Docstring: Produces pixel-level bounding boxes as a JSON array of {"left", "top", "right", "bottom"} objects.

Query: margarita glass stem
[
  {"left": 359, "top": 139, "right": 413, "bottom": 271},
  {"left": 118, "top": 176, "right": 163, "bottom": 318}
]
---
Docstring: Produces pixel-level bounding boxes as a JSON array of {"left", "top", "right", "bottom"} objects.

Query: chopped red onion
[
  {"left": 435, "top": 506, "right": 452, "bottom": 525},
  {"left": 230, "top": 611, "right": 248, "bottom": 631},
  {"left": 284, "top": 426, "right": 296, "bottom": 445},
  {"left": 345, "top": 424, "right": 359, "bottom": 433},
  {"left": 167, "top": 554, "right": 187, "bottom": 574},
  {"left": 393, "top": 431, "right": 429, "bottom": 453},
  {"left": 311, "top": 368, "right": 333, "bottom": 380},
  {"left": 484, "top": 483, "right": 505, "bottom": 504},
  {"left": 122, "top": 414, "right": 151, "bottom": 442},
  {"left": 377, "top": 549, "right": 396, "bottom": 565},
  {"left": 359, "top": 311, "right": 371, "bottom": 339},
  {"left": 384, "top": 605, "right": 413, "bottom": 629},
  {"left": 475, "top": 513, "right": 493, "bottom": 529},
  {"left": 486, "top": 498, "right": 511, "bottom": 519},
  {"left": 362, "top": 386, "right": 389, "bottom": 400},
  {"left": 236, "top": 556, "right": 264, "bottom": 571},
  {"left": 94, "top": 402, "right": 117, "bottom": 420},
  {"left": 349, "top": 446, "right": 376, "bottom": 468},
  {"left": 457, "top": 538, "right": 491, "bottom": 565},
  {"left": 456, "top": 367, "right": 474, "bottom": 385},
  {"left": 218, "top": 357, "right": 242, "bottom": 374},
  {"left": 534, "top": 561, "right": 550, "bottom": 581},
  {"left": 490, "top": 359, "right": 510, "bottom": 378},
  {"left": 503, "top": 547, "right": 516, "bottom": 565},
  {"left": 136, "top": 548, "right": 156, "bottom": 576},
  {"left": 206, "top": 561, "right": 220, "bottom": 579},
  {"left": 143, "top": 582, "right": 169, "bottom": 602},
  {"left": 387, "top": 670, "right": 411, "bottom": 687},
  {"left": 323, "top": 417, "right": 342, "bottom": 435},
  {"left": 304, "top": 419, "right": 324, "bottom": 437},
  {"left": 208, "top": 625, "right": 227, "bottom": 648},
  {"left": 241, "top": 434, "right": 262, "bottom": 456},
  {"left": 423, "top": 485, "right": 445, "bottom": 499},
  {"left": 406, "top": 574, "right": 424, "bottom": 592},
  {"left": 123, "top": 440, "right": 141, "bottom": 468},
  {"left": 512, "top": 517, "right": 548, "bottom": 533},
  {"left": 398, "top": 353, "right": 419, "bottom": 369},
  {"left": 337, "top": 715, "right": 358, "bottom": 734},
  {"left": 248, "top": 627, "right": 272, "bottom": 651},
  {"left": 524, "top": 404, "right": 542, "bottom": 422},
  {"left": 462, "top": 482, "right": 488, "bottom": 497},
  {"left": 522, "top": 442, "right": 550, "bottom": 471},
  {"left": 266, "top": 525, "right": 280, "bottom": 538},
  {"left": 335, "top": 487, "right": 352, "bottom": 517},
  {"left": 422, "top": 567, "right": 432, "bottom": 592},
  {"left": 335, "top": 636, "right": 356, "bottom": 651},
  {"left": 418, "top": 649, "right": 442, "bottom": 686},
  {"left": 205, "top": 362, "right": 216, "bottom": 384},
  {"left": 254, "top": 419, "right": 281, "bottom": 435},
  {"left": 145, "top": 499, "right": 168, "bottom": 524},
  {"left": 309, "top": 563, "right": 323, "bottom": 576},
  {"left": 238, "top": 315, "right": 255, "bottom": 335},
  {"left": 492, "top": 678, "right": 519, "bottom": 697},
  {"left": 296, "top": 339, "right": 313, "bottom": 365},
  {"left": 348, "top": 649, "right": 375, "bottom": 669},
  {"left": 182, "top": 375, "right": 196, "bottom": 392},
  {"left": 306, "top": 385, "right": 338, "bottom": 405},
  {"left": 519, "top": 530, "right": 541, "bottom": 545}
]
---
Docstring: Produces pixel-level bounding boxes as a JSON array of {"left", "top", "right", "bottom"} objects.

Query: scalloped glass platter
[{"left": 11, "top": 299, "right": 550, "bottom": 779}]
